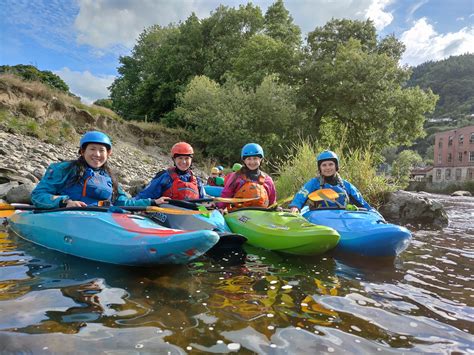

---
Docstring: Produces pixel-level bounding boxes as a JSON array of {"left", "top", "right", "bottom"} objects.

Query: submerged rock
[
  {"left": 451, "top": 190, "right": 472, "bottom": 197},
  {"left": 380, "top": 190, "right": 449, "bottom": 229}
]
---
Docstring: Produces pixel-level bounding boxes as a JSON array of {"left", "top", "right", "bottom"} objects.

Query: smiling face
[
  {"left": 81, "top": 143, "right": 111, "bottom": 168},
  {"left": 319, "top": 160, "right": 337, "bottom": 177},
  {"left": 243, "top": 156, "right": 262, "bottom": 171},
  {"left": 174, "top": 155, "right": 193, "bottom": 171}
]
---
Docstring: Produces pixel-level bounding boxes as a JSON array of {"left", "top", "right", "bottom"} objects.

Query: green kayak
[{"left": 224, "top": 208, "right": 340, "bottom": 255}]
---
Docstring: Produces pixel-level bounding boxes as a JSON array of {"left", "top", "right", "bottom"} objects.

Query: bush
[
  {"left": 275, "top": 138, "right": 397, "bottom": 208},
  {"left": 17, "top": 100, "right": 41, "bottom": 117}
]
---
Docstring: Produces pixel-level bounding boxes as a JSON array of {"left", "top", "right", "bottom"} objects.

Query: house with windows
[{"left": 433, "top": 125, "right": 474, "bottom": 184}]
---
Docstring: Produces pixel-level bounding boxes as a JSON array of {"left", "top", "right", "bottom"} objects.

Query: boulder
[
  {"left": 380, "top": 190, "right": 449, "bottom": 229},
  {"left": 5, "top": 182, "right": 35, "bottom": 204},
  {"left": 451, "top": 190, "right": 472, "bottom": 197},
  {"left": 0, "top": 181, "right": 19, "bottom": 198}
]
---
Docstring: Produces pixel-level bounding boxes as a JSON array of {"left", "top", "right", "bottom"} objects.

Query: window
[
  {"left": 445, "top": 169, "right": 451, "bottom": 180},
  {"left": 455, "top": 168, "right": 462, "bottom": 181},
  {"left": 470, "top": 133, "right": 474, "bottom": 144},
  {"left": 468, "top": 168, "right": 474, "bottom": 180},
  {"left": 438, "top": 153, "right": 442, "bottom": 164},
  {"left": 448, "top": 136, "right": 453, "bottom": 146},
  {"left": 458, "top": 152, "right": 463, "bottom": 162},
  {"left": 447, "top": 153, "right": 452, "bottom": 163},
  {"left": 470, "top": 151, "right": 474, "bottom": 162},
  {"left": 436, "top": 169, "right": 442, "bottom": 180},
  {"left": 459, "top": 134, "right": 464, "bottom": 145},
  {"left": 438, "top": 137, "right": 443, "bottom": 148}
]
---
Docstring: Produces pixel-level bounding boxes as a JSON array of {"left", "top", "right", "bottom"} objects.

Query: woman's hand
[
  {"left": 290, "top": 207, "right": 299, "bottom": 214},
  {"left": 66, "top": 200, "right": 87, "bottom": 208},
  {"left": 154, "top": 196, "right": 171, "bottom": 205}
]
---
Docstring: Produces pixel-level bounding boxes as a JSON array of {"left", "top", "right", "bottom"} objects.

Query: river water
[{"left": 0, "top": 193, "right": 472, "bottom": 353}]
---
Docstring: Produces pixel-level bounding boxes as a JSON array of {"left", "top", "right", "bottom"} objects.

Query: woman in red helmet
[{"left": 134, "top": 142, "right": 206, "bottom": 201}]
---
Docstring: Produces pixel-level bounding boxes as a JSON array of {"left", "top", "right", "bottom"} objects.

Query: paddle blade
[
  {"left": 0, "top": 210, "right": 15, "bottom": 218},
  {"left": 145, "top": 206, "right": 210, "bottom": 215},
  {"left": 0, "top": 203, "right": 14, "bottom": 211},
  {"left": 308, "top": 189, "right": 340, "bottom": 202}
]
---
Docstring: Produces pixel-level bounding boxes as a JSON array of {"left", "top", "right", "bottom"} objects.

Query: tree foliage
[
  {"left": 391, "top": 150, "right": 422, "bottom": 187},
  {"left": 298, "top": 19, "right": 437, "bottom": 153},
  {"left": 0, "top": 64, "right": 69, "bottom": 92},
  {"left": 174, "top": 75, "right": 302, "bottom": 163}
]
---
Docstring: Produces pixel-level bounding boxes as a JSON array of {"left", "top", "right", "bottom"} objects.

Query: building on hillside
[{"left": 433, "top": 125, "right": 474, "bottom": 183}]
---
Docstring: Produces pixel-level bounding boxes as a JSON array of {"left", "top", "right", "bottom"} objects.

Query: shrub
[{"left": 17, "top": 100, "right": 41, "bottom": 117}]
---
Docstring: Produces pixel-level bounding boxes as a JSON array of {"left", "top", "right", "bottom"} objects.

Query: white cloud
[
  {"left": 55, "top": 67, "right": 115, "bottom": 104},
  {"left": 74, "top": 0, "right": 217, "bottom": 48},
  {"left": 401, "top": 18, "right": 474, "bottom": 66},
  {"left": 74, "top": 0, "right": 394, "bottom": 49}
]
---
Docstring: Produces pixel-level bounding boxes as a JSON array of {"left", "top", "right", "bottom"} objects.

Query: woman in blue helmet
[
  {"left": 289, "top": 150, "right": 378, "bottom": 214},
  {"left": 31, "top": 131, "right": 169, "bottom": 209},
  {"left": 217, "top": 143, "right": 276, "bottom": 212}
]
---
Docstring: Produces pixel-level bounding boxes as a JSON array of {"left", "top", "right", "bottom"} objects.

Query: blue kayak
[
  {"left": 8, "top": 210, "right": 219, "bottom": 266},
  {"left": 303, "top": 208, "right": 411, "bottom": 256},
  {"left": 204, "top": 185, "right": 223, "bottom": 197}
]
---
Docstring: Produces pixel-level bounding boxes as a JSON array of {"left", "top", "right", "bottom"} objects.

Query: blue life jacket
[{"left": 61, "top": 168, "right": 113, "bottom": 205}]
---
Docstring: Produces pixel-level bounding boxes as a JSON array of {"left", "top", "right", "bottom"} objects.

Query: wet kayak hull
[
  {"left": 224, "top": 209, "right": 340, "bottom": 255},
  {"left": 8, "top": 210, "right": 219, "bottom": 266},
  {"left": 303, "top": 209, "right": 412, "bottom": 256}
]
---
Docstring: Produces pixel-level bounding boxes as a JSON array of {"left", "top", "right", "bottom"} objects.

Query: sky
[{"left": 1, "top": 0, "right": 473, "bottom": 103}]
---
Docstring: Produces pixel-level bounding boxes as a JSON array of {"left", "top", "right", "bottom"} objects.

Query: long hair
[{"left": 66, "top": 155, "right": 119, "bottom": 202}]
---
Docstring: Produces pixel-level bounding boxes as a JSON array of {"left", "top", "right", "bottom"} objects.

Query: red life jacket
[
  {"left": 162, "top": 168, "right": 200, "bottom": 200},
  {"left": 229, "top": 173, "right": 269, "bottom": 211}
]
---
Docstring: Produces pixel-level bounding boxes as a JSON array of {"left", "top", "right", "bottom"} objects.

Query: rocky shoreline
[{"left": 1, "top": 130, "right": 451, "bottom": 228}]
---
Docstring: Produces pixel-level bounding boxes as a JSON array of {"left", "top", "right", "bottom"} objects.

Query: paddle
[
  {"left": 308, "top": 189, "right": 344, "bottom": 208},
  {"left": 187, "top": 197, "right": 259, "bottom": 204},
  {"left": 0, "top": 203, "right": 210, "bottom": 215}
]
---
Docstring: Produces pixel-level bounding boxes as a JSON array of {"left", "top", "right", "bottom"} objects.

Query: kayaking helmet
[
  {"left": 241, "top": 143, "right": 264, "bottom": 159},
  {"left": 232, "top": 163, "right": 242, "bottom": 172},
  {"left": 80, "top": 131, "right": 112, "bottom": 150},
  {"left": 211, "top": 167, "right": 219, "bottom": 174},
  {"left": 317, "top": 150, "right": 339, "bottom": 171},
  {"left": 171, "top": 142, "right": 194, "bottom": 157},
  {"left": 217, "top": 165, "right": 224, "bottom": 171}
]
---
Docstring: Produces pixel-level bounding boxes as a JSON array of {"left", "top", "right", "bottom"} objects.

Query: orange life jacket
[
  {"left": 162, "top": 168, "right": 200, "bottom": 200},
  {"left": 229, "top": 173, "right": 269, "bottom": 211}
]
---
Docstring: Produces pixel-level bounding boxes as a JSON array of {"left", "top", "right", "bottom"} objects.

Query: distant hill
[
  {"left": 407, "top": 54, "right": 474, "bottom": 158},
  {"left": 408, "top": 53, "right": 474, "bottom": 119}
]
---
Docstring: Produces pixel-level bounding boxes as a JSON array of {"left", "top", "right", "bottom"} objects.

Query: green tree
[
  {"left": 391, "top": 150, "right": 422, "bottom": 187},
  {"left": 264, "top": 0, "right": 301, "bottom": 48},
  {"left": 174, "top": 74, "right": 302, "bottom": 163},
  {"left": 298, "top": 19, "right": 437, "bottom": 153},
  {"left": 0, "top": 64, "right": 69, "bottom": 92},
  {"left": 93, "top": 98, "right": 113, "bottom": 109}
]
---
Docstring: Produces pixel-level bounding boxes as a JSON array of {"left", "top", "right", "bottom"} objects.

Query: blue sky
[{"left": 1, "top": 0, "right": 473, "bottom": 103}]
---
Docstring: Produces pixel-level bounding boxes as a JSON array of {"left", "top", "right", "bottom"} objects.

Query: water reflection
[{"left": 0, "top": 193, "right": 473, "bottom": 353}]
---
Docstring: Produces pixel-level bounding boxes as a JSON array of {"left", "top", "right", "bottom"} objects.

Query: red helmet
[{"left": 171, "top": 142, "right": 194, "bottom": 157}]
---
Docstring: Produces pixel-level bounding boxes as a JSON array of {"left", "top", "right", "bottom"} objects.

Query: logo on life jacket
[
  {"left": 229, "top": 173, "right": 269, "bottom": 211},
  {"left": 162, "top": 168, "right": 200, "bottom": 200}
]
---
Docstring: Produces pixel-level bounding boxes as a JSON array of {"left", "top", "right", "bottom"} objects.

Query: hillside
[
  {"left": 406, "top": 54, "right": 474, "bottom": 157},
  {"left": 408, "top": 53, "right": 474, "bottom": 119},
  {"left": 0, "top": 74, "right": 209, "bottom": 193}
]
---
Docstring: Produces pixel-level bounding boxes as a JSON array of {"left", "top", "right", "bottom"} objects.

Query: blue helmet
[
  {"left": 217, "top": 165, "right": 224, "bottom": 171},
  {"left": 317, "top": 150, "right": 339, "bottom": 170},
  {"left": 241, "top": 143, "right": 264, "bottom": 159},
  {"left": 80, "top": 131, "right": 112, "bottom": 150}
]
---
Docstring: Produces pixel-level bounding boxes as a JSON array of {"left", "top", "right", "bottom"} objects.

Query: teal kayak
[
  {"left": 8, "top": 210, "right": 219, "bottom": 266},
  {"left": 224, "top": 208, "right": 340, "bottom": 255}
]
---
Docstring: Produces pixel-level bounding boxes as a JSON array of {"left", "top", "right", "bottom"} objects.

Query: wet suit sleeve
[
  {"left": 197, "top": 177, "right": 206, "bottom": 198},
  {"left": 343, "top": 181, "right": 383, "bottom": 217},
  {"left": 114, "top": 185, "right": 152, "bottom": 207},
  {"left": 265, "top": 175, "right": 277, "bottom": 205},
  {"left": 31, "top": 162, "right": 72, "bottom": 209},
  {"left": 288, "top": 178, "right": 319, "bottom": 211}
]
